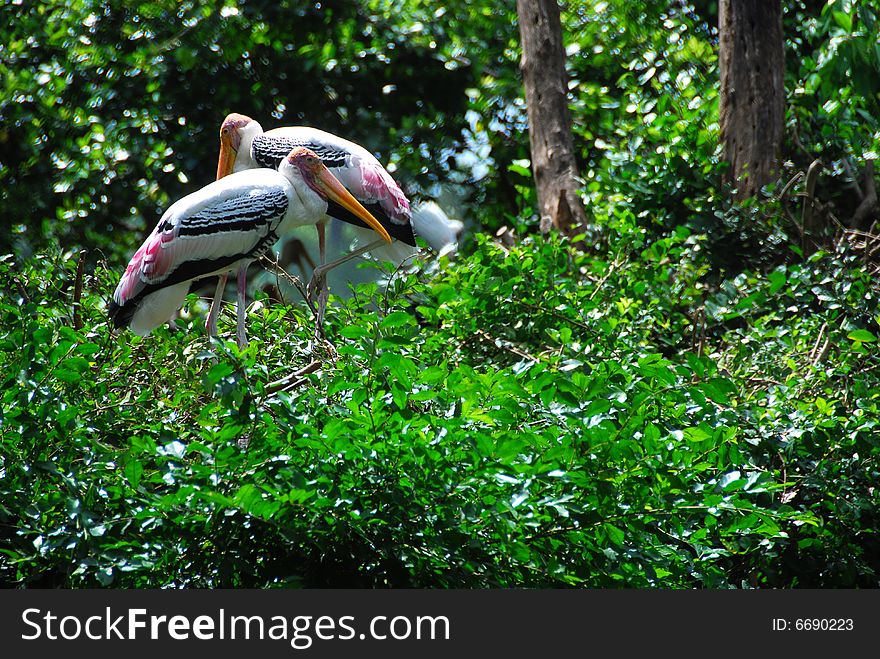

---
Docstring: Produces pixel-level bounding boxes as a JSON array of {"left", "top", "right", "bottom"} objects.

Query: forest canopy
[{"left": 1, "top": 1, "right": 879, "bottom": 588}]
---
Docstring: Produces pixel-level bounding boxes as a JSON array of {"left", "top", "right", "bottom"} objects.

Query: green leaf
[
  {"left": 847, "top": 329, "right": 876, "bottom": 342},
  {"left": 717, "top": 470, "right": 743, "bottom": 492},
  {"left": 604, "top": 523, "right": 625, "bottom": 547},
  {"left": 683, "top": 426, "right": 712, "bottom": 442},
  {"left": 767, "top": 269, "right": 786, "bottom": 295},
  {"left": 832, "top": 11, "right": 852, "bottom": 32},
  {"left": 417, "top": 366, "right": 447, "bottom": 385},
  {"left": 340, "top": 325, "right": 370, "bottom": 339},
  {"left": 380, "top": 311, "right": 413, "bottom": 329},
  {"left": 124, "top": 461, "right": 143, "bottom": 489},
  {"left": 391, "top": 384, "right": 408, "bottom": 409},
  {"left": 204, "top": 362, "right": 234, "bottom": 386}
]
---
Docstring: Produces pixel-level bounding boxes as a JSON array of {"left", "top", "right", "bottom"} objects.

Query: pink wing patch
[
  {"left": 113, "top": 221, "right": 178, "bottom": 305},
  {"left": 354, "top": 158, "right": 411, "bottom": 225}
]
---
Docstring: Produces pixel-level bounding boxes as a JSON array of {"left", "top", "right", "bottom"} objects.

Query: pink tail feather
[{"left": 114, "top": 229, "right": 175, "bottom": 305}]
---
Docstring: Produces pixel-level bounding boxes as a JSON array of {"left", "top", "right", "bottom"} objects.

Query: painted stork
[
  {"left": 215, "top": 113, "right": 434, "bottom": 321},
  {"left": 108, "top": 147, "right": 390, "bottom": 347}
]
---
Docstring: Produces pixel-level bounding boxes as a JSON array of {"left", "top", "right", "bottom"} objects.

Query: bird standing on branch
[
  {"left": 215, "top": 113, "right": 427, "bottom": 323},
  {"left": 108, "top": 147, "right": 390, "bottom": 347}
]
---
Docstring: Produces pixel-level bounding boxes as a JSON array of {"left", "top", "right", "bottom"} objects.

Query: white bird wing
[
  {"left": 411, "top": 201, "right": 464, "bottom": 253},
  {"left": 113, "top": 170, "right": 291, "bottom": 307}
]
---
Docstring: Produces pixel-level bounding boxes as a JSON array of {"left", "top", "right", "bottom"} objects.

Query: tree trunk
[
  {"left": 516, "top": 0, "right": 587, "bottom": 235},
  {"left": 719, "top": 0, "right": 785, "bottom": 200}
]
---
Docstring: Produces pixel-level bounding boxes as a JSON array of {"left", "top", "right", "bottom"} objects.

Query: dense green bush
[{"left": 2, "top": 218, "right": 877, "bottom": 586}]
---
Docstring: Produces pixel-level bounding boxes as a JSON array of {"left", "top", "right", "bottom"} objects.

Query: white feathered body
[{"left": 109, "top": 167, "right": 325, "bottom": 335}]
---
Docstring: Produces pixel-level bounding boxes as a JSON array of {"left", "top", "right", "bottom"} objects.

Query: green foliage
[
  {"left": 784, "top": 0, "right": 880, "bottom": 227},
  {"left": 2, "top": 223, "right": 878, "bottom": 587},
  {"left": 788, "top": 0, "right": 880, "bottom": 157},
  {"left": 2, "top": 1, "right": 879, "bottom": 589}
]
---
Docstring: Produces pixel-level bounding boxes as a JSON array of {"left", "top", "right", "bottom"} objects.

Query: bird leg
[
  {"left": 306, "top": 238, "right": 387, "bottom": 316},
  {"left": 236, "top": 264, "right": 249, "bottom": 348},
  {"left": 205, "top": 273, "right": 228, "bottom": 338},
  {"left": 313, "top": 220, "right": 329, "bottom": 330},
  {"left": 317, "top": 219, "right": 327, "bottom": 270}
]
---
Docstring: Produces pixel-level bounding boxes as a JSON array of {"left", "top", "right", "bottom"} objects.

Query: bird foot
[
  {"left": 310, "top": 335, "right": 338, "bottom": 361},
  {"left": 306, "top": 269, "right": 330, "bottom": 328},
  {"left": 305, "top": 269, "right": 326, "bottom": 305}
]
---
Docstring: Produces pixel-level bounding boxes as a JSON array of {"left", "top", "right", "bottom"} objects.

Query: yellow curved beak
[
  {"left": 216, "top": 133, "right": 236, "bottom": 180},
  {"left": 315, "top": 167, "right": 392, "bottom": 243}
]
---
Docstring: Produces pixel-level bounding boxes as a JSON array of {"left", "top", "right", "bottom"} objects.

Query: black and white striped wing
[
  {"left": 113, "top": 170, "right": 290, "bottom": 308},
  {"left": 252, "top": 127, "right": 415, "bottom": 245}
]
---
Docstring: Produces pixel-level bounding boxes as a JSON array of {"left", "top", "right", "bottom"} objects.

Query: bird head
[{"left": 216, "top": 112, "right": 261, "bottom": 179}]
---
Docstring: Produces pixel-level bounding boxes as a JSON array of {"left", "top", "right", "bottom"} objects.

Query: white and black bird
[
  {"left": 108, "top": 147, "right": 390, "bottom": 347},
  {"left": 215, "top": 113, "right": 463, "bottom": 318}
]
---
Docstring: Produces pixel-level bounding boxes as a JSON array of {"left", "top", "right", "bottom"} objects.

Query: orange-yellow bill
[
  {"left": 315, "top": 167, "right": 392, "bottom": 243},
  {"left": 216, "top": 134, "right": 236, "bottom": 180}
]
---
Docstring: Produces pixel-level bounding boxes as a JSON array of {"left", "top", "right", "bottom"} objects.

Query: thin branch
[
  {"left": 259, "top": 254, "right": 310, "bottom": 309},
  {"left": 777, "top": 170, "right": 804, "bottom": 204},
  {"left": 475, "top": 329, "right": 538, "bottom": 362},
  {"left": 257, "top": 254, "right": 325, "bottom": 341},
  {"left": 264, "top": 360, "right": 322, "bottom": 396},
  {"left": 778, "top": 170, "right": 805, "bottom": 234},
  {"left": 812, "top": 336, "right": 831, "bottom": 367},
  {"left": 73, "top": 249, "right": 87, "bottom": 331},
  {"left": 801, "top": 159, "right": 823, "bottom": 247},
  {"left": 587, "top": 252, "right": 627, "bottom": 301},
  {"left": 13, "top": 276, "right": 30, "bottom": 303},
  {"left": 842, "top": 157, "right": 864, "bottom": 201},
  {"left": 808, "top": 322, "right": 827, "bottom": 364}
]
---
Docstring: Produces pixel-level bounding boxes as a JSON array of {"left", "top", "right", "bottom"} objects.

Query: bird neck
[
  {"left": 280, "top": 168, "right": 328, "bottom": 231},
  {"left": 233, "top": 124, "right": 263, "bottom": 172}
]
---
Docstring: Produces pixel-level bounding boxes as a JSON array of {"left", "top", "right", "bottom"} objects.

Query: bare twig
[
  {"left": 259, "top": 254, "right": 308, "bottom": 304},
  {"left": 744, "top": 377, "right": 785, "bottom": 387},
  {"left": 258, "top": 253, "right": 331, "bottom": 344},
  {"left": 809, "top": 322, "right": 827, "bottom": 364},
  {"left": 697, "top": 311, "right": 707, "bottom": 359},
  {"left": 869, "top": 235, "right": 880, "bottom": 260},
  {"left": 842, "top": 157, "right": 864, "bottom": 201},
  {"left": 264, "top": 360, "right": 322, "bottom": 396},
  {"left": 475, "top": 329, "right": 538, "bottom": 362},
  {"left": 517, "top": 300, "right": 596, "bottom": 335},
  {"left": 813, "top": 336, "right": 831, "bottom": 366},
  {"left": 845, "top": 228, "right": 880, "bottom": 240},
  {"left": 801, "top": 159, "right": 823, "bottom": 247},
  {"left": 12, "top": 275, "right": 30, "bottom": 304},
  {"left": 791, "top": 118, "right": 814, "bottom": 161},
  {"left": 778, "top": 170, "right": 805, "bottom": 203},
  {"left": 588, "top": 252, "right": 627, "bottom": 301},
  {"left": 778, "top": 451, "right": 797, "bottom": 504},
  {"left": 73, "top": 249, "right": 87, "bottom": 331},
  {"left": 778, "top": 170, "right": 805, "bottom": 233},
  {"left": 808, "top": 321, "right": 831, "bottom": 367}
]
